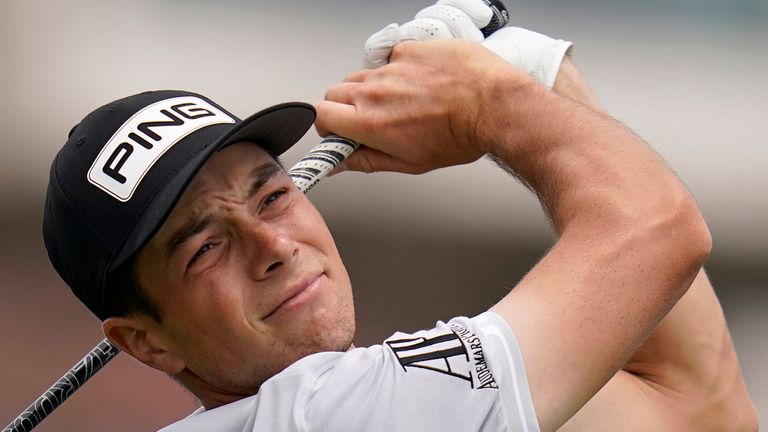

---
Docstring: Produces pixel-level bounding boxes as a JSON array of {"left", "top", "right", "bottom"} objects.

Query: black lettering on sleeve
[{"left": 387, "top": 332, "right": 473, "bottom": 385}]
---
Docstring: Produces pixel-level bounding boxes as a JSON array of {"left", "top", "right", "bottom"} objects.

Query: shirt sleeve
[{"left": 304, "top": 312, "right": 540, "bottom": 432}]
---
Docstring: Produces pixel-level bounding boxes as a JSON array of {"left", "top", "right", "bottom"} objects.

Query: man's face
[{"left": 134, "top": 141, "right": 354, "bottom": 395}]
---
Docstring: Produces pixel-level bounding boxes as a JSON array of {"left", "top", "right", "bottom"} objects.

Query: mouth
[{"left": 263, "top": 272, "right": 325, "bottom": 320}]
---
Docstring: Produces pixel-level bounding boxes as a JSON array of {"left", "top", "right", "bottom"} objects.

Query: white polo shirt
[{"left": 160, "top": 312, "right": 539, "bottom": 432}]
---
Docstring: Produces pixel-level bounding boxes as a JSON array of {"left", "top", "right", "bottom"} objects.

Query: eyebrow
[
  {"left": 163, "top": 162, "right": 284, "bottom": 262},
  {"left": 248, "top": 163, "right": 283, "bottom": 199}
]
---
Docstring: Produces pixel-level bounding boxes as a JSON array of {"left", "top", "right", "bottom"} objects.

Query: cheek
[
  {"left": 292, "top": 199, "right": 342, "bottom": 257},
  {"left": 190, "top": 271, "right": 244, "bottom": 314},
  {"left": 163, "top": 279, "right": 275, "bottom": 391},
  {"left": 294, "top": 199, "right": 355, "bottom": 339},
  {"left": 164, "top": 271, "right": 254, "bottom": 350}
]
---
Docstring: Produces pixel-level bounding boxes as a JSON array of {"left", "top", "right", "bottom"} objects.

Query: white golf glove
[
  {"left": 483, "top": 26, "right": 572, "bottom": 90},
  {"left": 363, "top": 0, "right": 573, "bottom": 90},
  {"left": 364, "top": 0, "right": 492, "bottom": 69}
]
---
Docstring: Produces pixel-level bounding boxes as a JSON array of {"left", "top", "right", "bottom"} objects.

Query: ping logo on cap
[{"left": 87, "top": 96, "right": 236, "bottom": 202}]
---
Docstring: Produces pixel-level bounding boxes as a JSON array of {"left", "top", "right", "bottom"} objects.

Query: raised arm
[
  {"left": 316, "top": 40, "right": 711, "bottom": 431},
  {"left": 551, "top": 58, "right": 759, "bottom": 432},
  {"left": 481, "top": 59, "right": 711, "bottom": 431}
]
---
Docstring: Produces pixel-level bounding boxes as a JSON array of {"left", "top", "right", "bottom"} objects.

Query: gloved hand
[
  {"left": 363, "top": 0, "right": 573, "bottom": 90},
  {"left": 364, "top": 0, "right": 492, "bottom": 69},
  {"left": 482, "top": 27, "right": 572, "bottom": 90}
]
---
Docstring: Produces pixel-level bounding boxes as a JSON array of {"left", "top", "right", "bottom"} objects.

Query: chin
[
  {"left": 310, "top": 301, "right": 356, "bottom": 352},
  {"left": 282, "top": 300, "right": 356, "bottom": 365},
  {"left": 265, "top": 271, "right": 355, "bottom": 377},
  {"left": 306, "top": 272, "right": 355, "bottom": 351}
]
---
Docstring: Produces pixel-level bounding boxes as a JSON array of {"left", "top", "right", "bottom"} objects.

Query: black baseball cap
[{"left": 43, "top": 90, "right": 315, "bottom": 319}]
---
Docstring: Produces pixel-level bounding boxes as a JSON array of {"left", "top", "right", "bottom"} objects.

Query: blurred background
[{"left": 1, "top": 0, "right": 765, "bottom": 430}]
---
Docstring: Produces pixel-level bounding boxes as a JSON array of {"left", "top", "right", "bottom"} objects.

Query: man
[{"left": 42, "top": 1, "right": 756, "bottom": 431}]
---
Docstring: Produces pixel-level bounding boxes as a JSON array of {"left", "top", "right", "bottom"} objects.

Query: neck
[
  {"left": 175, "top": 369, "right": 253, "bottom": 410},
  {"left": 178, "top": 343, "right": 357, "bottom": 410}
]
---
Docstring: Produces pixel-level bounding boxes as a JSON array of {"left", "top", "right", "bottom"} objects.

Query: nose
[{"left": 241, "top": 219, "right": 298, "bottom": 281}]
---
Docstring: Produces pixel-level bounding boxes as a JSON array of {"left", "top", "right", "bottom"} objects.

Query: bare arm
[
  {"left": 551, "top": 59, "right": 759, "bottom": 431},
  {"left": 485, "top": 70, "right": 711, "bottom": 431},
  {"left": 316, "top": 40, "right": 712, "bottom": 432},
  {"left": 557, "top": 271, "right": 759, "bottom": 432}
]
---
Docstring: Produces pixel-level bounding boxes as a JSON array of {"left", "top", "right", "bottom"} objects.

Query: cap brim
[
  {"left": 221, "top": 102, "right": 317, "bottom": 155},
  {"left": 108, "top": 102, "right": 316, "bottom": 274}
]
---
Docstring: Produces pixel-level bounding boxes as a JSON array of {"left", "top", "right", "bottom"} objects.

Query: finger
[
  {"left": 398, "top": 18, "right": 455, "bottom": 42},
  {"left": 314, "top": 100, "right": 366, "bottom": 143},
  {"left": 313, "top": 121, "right": 330, "bottom": 138},
  {"left": 363, "top": 23, "right": 401, "bottom": 69},
  {"left": 343, "top": 69, "right": 374, "bottom": 83},
  {"left": 388, "top": 40, "right": 420, "bottom": 64},
  {"left": 333, "top": 146, "right": 430, "bottom": 175},
  {"left": 327, "top": 160, "right": 348, "bottom": 176},
  {"left": 437, "top": 0, "right": 494, "bottom": 29},
  {"left": 324, "top": 82, "right": 360, "bottom": 105},
  {"left": 414, "top": 5, "right": 484, "bottom": 41}
]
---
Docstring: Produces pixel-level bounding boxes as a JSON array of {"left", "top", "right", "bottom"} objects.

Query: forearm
[
  {"left": 488, "top": 78, "right": 702, "bottom": 241},
  {"left": 487, "top": 62, "right": 711, "bottom": 430},
  {"left": 520, "top": 56, "right": 756, "bottom": 431},
  {"left": 552, "top": 58, "right": 605, "bottom": 112}
]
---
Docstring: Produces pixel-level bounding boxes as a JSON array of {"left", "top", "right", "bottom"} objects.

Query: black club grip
[{"left": 481, "top": 0, "right": 510, "bottom": 37}]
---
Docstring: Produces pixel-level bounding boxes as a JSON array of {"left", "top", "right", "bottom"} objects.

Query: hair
[
  {"left": 268, "top": 151, "right": 284, "bottom": 168},
  {"left": 104, "top": 256, "right": 162, "bottom": 322}
]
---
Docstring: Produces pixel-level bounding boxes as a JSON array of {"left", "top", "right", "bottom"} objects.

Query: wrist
[
  {"left": 552, "top": 58, "right": 605, "bottom": 111},
  {"left": 478, "top": 68, "right": 551, "bottom": 157}
]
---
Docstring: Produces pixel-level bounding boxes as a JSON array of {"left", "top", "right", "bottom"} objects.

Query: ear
[{"left": 102, "top": 316, "right": 185, "bottom": 374}]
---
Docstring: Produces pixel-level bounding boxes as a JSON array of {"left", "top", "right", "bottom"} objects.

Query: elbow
[
  {"left": 675, "top": 193, "right": 712, "bottom": 273},
  {"left": 639, "top": 186, "right": 712, "bottom": 293}
]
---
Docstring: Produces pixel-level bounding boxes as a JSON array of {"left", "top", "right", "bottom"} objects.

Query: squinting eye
[
  {"left": 189, "top": 243, "right": 215, "bottom": 266},
  {"left": 264, "top": 190, "right": 286, "bottom": 207}
]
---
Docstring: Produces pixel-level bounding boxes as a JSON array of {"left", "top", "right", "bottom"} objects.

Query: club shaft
[{"left": 2, "top": 339, "right": 119, "bottom": 432}]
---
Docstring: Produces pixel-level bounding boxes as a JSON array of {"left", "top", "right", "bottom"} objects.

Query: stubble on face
[{"left": 134, "top": 142, "right": 355, "bottom": 398}]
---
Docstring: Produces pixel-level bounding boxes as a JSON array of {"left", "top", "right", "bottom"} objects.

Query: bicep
[
  {"left": 624, "top": 270, "right": 739, "bottom": 388},
  {"left": 497, "top": 266, "right": 755, "bottom": 432},
  {"left": 621, "top": 270, "right": 757, "bottom": 430},
  {"left": 556, "top": 371, "right": 689, "bottom": 432},
  {"left": 489, "top": 225, "right": 701, "bottom": 432}
]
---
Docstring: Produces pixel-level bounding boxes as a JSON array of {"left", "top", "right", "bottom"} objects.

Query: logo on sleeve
[
  {"left": 386, "top": 323, "right": 498, "bottom": 389},
  {"left": 87, "top": 96, "right": 236, "bottom": 202}
]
